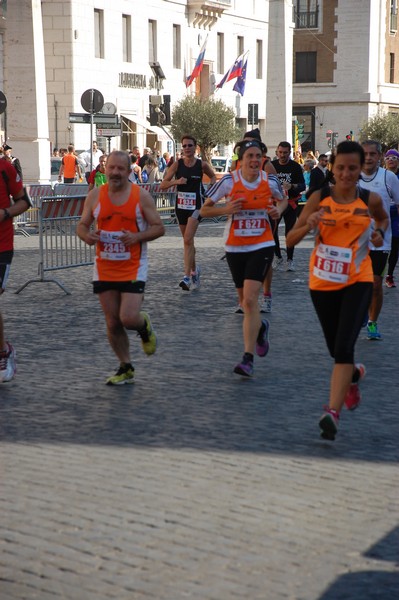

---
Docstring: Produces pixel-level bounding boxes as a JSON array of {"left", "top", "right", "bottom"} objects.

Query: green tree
[
  {"left": 359, "top": 112, "right": 399, "bottom": 149},
  {"left": 170, "top": 95, "right": 242, "bottom": 162}
]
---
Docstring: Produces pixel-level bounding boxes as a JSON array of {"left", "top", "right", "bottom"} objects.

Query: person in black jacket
[
  {"left": 271, "top": 141, "right": 305, "bottom": 271},
  {"left": 2, "top": 145, "right": 23, "bottom": 181},
  {"left": 307, "top": 153, "right": 329, "bottom": 197}
]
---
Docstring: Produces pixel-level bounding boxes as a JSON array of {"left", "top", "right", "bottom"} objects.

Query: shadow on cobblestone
[
  {"left": 1, "top": 225, "right": 399, "bottom": 464},
  {"left": 318, "top": 527, "right": 399, "bottom": 599}
]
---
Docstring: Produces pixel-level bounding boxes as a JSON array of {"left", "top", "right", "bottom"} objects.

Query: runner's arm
[
  {"left": 0, "top": 188, "right": 30, "bottom": 221},
  {"left": 76, "top": 189, "right": 101, "bottom": 245},
  {"left": 202, "top": 161, "right": 216, "bottom": 185},
  {"left": 286, "top": 191, "right": 322, "bottom": 247},
  {"left": 159, "top": 161, "right": 178, "bottom": 189},
  {"left": 369, "top": 191, "right": 389, "bottom": 248}
]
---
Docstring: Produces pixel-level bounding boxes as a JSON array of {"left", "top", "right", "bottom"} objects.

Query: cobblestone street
[{"left": 1, "top": 224, "right": 398, "bottom": 599}]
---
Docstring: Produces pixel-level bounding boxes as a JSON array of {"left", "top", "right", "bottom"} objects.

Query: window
[
  {"left": 295, "top": 52, "right": 317, "bottom": 82},
  {"left": 122, "top": 15, "right": 132, "bottom": 62},
  {"left": 295, "top": 0, "right": 319, "bottom": 29},
  {"left": 217, "top": 32, "right": 224, "bottom": 73},
  {"left": 149, "top": 20, "right": 157, "bottom": 63},
  {"left": 390, "top": 0, "right": 398, "bottom": 32},
  {"left": 94, "top": 9, "right": 104, "bottom": 59},
  {"left": 173, "top": 24, "right": 181, "bottom": 69},
  {"left": 390, "top": 53, "right": 395, "bottom": 83},
  {"left": 237, "top": 35, "right": 244, "bottom": 56},
  {"left": 256, "top": 39, "right": 263, "bottom": 79}
]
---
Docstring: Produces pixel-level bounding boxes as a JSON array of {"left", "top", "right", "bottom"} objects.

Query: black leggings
[
  {"left": 272, "top": 204, "right": 298, "bottom": 260},
  {"left": 310, "top": 283, "right": 373, "bottom": 364},
  {"left": 388, "top": 237, "right": 399, "bottom": 277}
]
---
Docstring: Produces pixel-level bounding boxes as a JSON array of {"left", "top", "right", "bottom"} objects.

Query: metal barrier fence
[
  {"left": 138, "top": 183, "right": 177, "bottom": 223},
  {"left": 14, "top": 183, "right": 90, "bottom": 237},
  {"left": 16, "top": 193, "right": 91, "bottom": 295}
]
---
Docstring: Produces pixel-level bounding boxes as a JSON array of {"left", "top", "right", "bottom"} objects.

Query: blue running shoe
[
  {"left": 255, "top": 320, "right": 270, "bottom": 357},
  {"left": 179, "top": 276, "right": 191, "bottom": 291},
  {"left": 366, "top": 321, "right": 382, "bottom": 340}
]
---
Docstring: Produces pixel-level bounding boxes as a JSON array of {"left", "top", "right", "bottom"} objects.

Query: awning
[{"left": 121, "top": 114, "right": 170, "bottom": 142}]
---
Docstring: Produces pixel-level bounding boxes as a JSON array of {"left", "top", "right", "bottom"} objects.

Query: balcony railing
[
  {"left": 295, "top": 7, "right": 319, "bottom": 29},
  {"left": 187, "top": 0, "right": 231, "bottom": 7}
]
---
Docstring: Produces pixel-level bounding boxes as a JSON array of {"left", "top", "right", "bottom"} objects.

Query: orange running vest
[
  {"left": 225, "top": 170, "right": 275, "bottom": 248},
  {"left": 309, "top": 191, "right": 373, "bottom": 291},
  {"left": 93, "top": 183, "right": 148, "bottom": 282}
]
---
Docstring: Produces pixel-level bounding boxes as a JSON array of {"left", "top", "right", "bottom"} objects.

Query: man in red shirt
[{"left": 0, "top": 160, "right": 31, "bottom": 382}]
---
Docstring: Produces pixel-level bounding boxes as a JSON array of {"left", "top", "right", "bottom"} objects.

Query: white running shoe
[
  {"left": 179, "top": 276, "right": 191, "bottom": 291},
  {"left": 191, "top": 266, "right": 201, "bottom": 290},
  {"left": 0, "top": 342, "right": 16, "bottom": 383},
  {"left": 272, "top": 257, "right": 284, "bottom": 271},
  {"left": 286, "top": 259, "right": 295, "bottom": 272},
  {"left": 260, "top": 296, "right": 272, "bottom": 313}
]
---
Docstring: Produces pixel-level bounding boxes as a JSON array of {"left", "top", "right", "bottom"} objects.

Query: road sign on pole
[
  {"left": 80, "top": 89, "right": 104, "bottom": 172},
  {"left": 97, "top": 128, "right": 122, "bottom": 137}
]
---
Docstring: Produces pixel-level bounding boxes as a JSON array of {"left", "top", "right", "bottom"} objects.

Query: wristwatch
[{"left": 2, "top": 208, "right": 11, "bottom": 220}]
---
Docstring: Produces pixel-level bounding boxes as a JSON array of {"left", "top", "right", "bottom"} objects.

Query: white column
[
  {"left": 266, "top": 0, "right": 295, "bottom": 155},
  {"left": 5, "top": 0, "right": 50, "bottom": 182}
]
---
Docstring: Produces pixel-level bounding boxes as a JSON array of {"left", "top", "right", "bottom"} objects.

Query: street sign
[
  {"left": 69, "top": 112, "right": 119, "bottom": 125},
  {"left": 0, "top": 91, "right": 7, "bottom": 115},
  {"left": 81, "top": 88, "right": 104, "bottom": 114},
  {"left": 248, "top": 103, "right": 259, "bottom": 125},
  {"left": 97, "top": 128, "right": 122, "bottom": 137}
]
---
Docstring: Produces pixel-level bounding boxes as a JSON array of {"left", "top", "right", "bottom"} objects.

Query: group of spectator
[{"left": 126, "top": 146, "right": 174, "bottom": 184}]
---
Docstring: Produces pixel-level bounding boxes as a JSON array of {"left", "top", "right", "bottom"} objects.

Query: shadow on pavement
[{"left": 318, "top": 526, "right": 399, "bottom": 599}]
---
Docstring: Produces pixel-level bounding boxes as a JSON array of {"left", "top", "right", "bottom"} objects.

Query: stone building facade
[{"left": 293, "top": 0, "right": 399, "bottom": 153}]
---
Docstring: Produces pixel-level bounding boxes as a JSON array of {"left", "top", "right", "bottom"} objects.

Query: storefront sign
[{"left": 119, "top": 73, "right": 147, "bottom": 89}]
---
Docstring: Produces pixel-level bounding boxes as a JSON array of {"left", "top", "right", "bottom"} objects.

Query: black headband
[{"left": 237, "top": 140, "right": 263, "bottom": 161}]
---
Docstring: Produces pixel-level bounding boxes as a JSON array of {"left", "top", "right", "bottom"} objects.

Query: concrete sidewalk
[{"left": 1, "top": 224, "right": 398, "bottom": 599}]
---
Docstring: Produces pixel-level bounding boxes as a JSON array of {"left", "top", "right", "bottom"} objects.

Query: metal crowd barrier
[
  {"left": 138, "top": 183, "right": 177, "bottom": 224},
  {"left": 16, "top": 193, "right": 92, "bottom": 295},
  {"left": 14, "top": 183, "right": 89, "bottom": 237}
]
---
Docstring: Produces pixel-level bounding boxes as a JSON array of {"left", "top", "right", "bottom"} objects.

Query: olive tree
[
  {"left": 170, "top": 95, "right": 242, "bottom": 162},
  {"left": 359, "top": 112, "right": 399, "bottom": 149}
]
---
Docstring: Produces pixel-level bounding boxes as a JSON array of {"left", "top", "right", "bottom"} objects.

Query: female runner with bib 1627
[
  {"left": 201, "top": 139, "right": 286, "bottom": 378},
  {"left": 286, "top": 141, "right": 388, "bottom": 441}
]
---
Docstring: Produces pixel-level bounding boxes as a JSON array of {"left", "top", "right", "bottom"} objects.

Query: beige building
[
  {"left": 3, "top": 1, "right": 398, "bottom": 183},
  {"left": 293, "top": 0, "right": 399, "bottom": 153},
  {"left": 1, "top": 0, "right": 287, "bottom": 183}
]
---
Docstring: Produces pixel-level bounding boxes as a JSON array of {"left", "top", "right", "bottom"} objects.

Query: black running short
[
  {"left": 175, "top": 206, "right": 202, "bottom": 226},
  {"left": 226, "top": 246, "right": 274, "bottom": 289},
  {"left": 93, "top": 280, "right": 145, "bottom": 294},
  {"left": 369, "top": 250, "right": 389, "bottom": 277}
]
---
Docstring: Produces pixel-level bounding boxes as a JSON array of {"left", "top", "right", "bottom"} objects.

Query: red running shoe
[{"left": 344, "top": 363, "right": 366, "bottom": 411}]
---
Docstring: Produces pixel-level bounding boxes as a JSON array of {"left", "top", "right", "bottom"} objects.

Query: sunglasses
[{"left": 182, "top": 144, "right": 194, "bottom": 148}]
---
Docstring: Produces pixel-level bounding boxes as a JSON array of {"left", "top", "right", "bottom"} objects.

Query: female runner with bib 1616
[
  {"left": 286, "top": 141, "right": 388, "bottom": 441},
  {"left": 201, "top": 139, "right": 286, "bottom": 378}
]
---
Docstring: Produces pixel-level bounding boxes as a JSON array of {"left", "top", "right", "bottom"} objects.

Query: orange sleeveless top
[
  {"left": 309, "top": 190, "right": 373, "bottom": 291},
  {"left": 93, "top": 183, "right": 148, "bottom": 282},
  {"left": 225, "top": 170, "right": 275, "bottom": 248}
]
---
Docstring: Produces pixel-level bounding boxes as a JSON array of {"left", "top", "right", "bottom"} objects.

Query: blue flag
[{"left": 233, "top": 56, "right": 247, "bottom": 96}]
